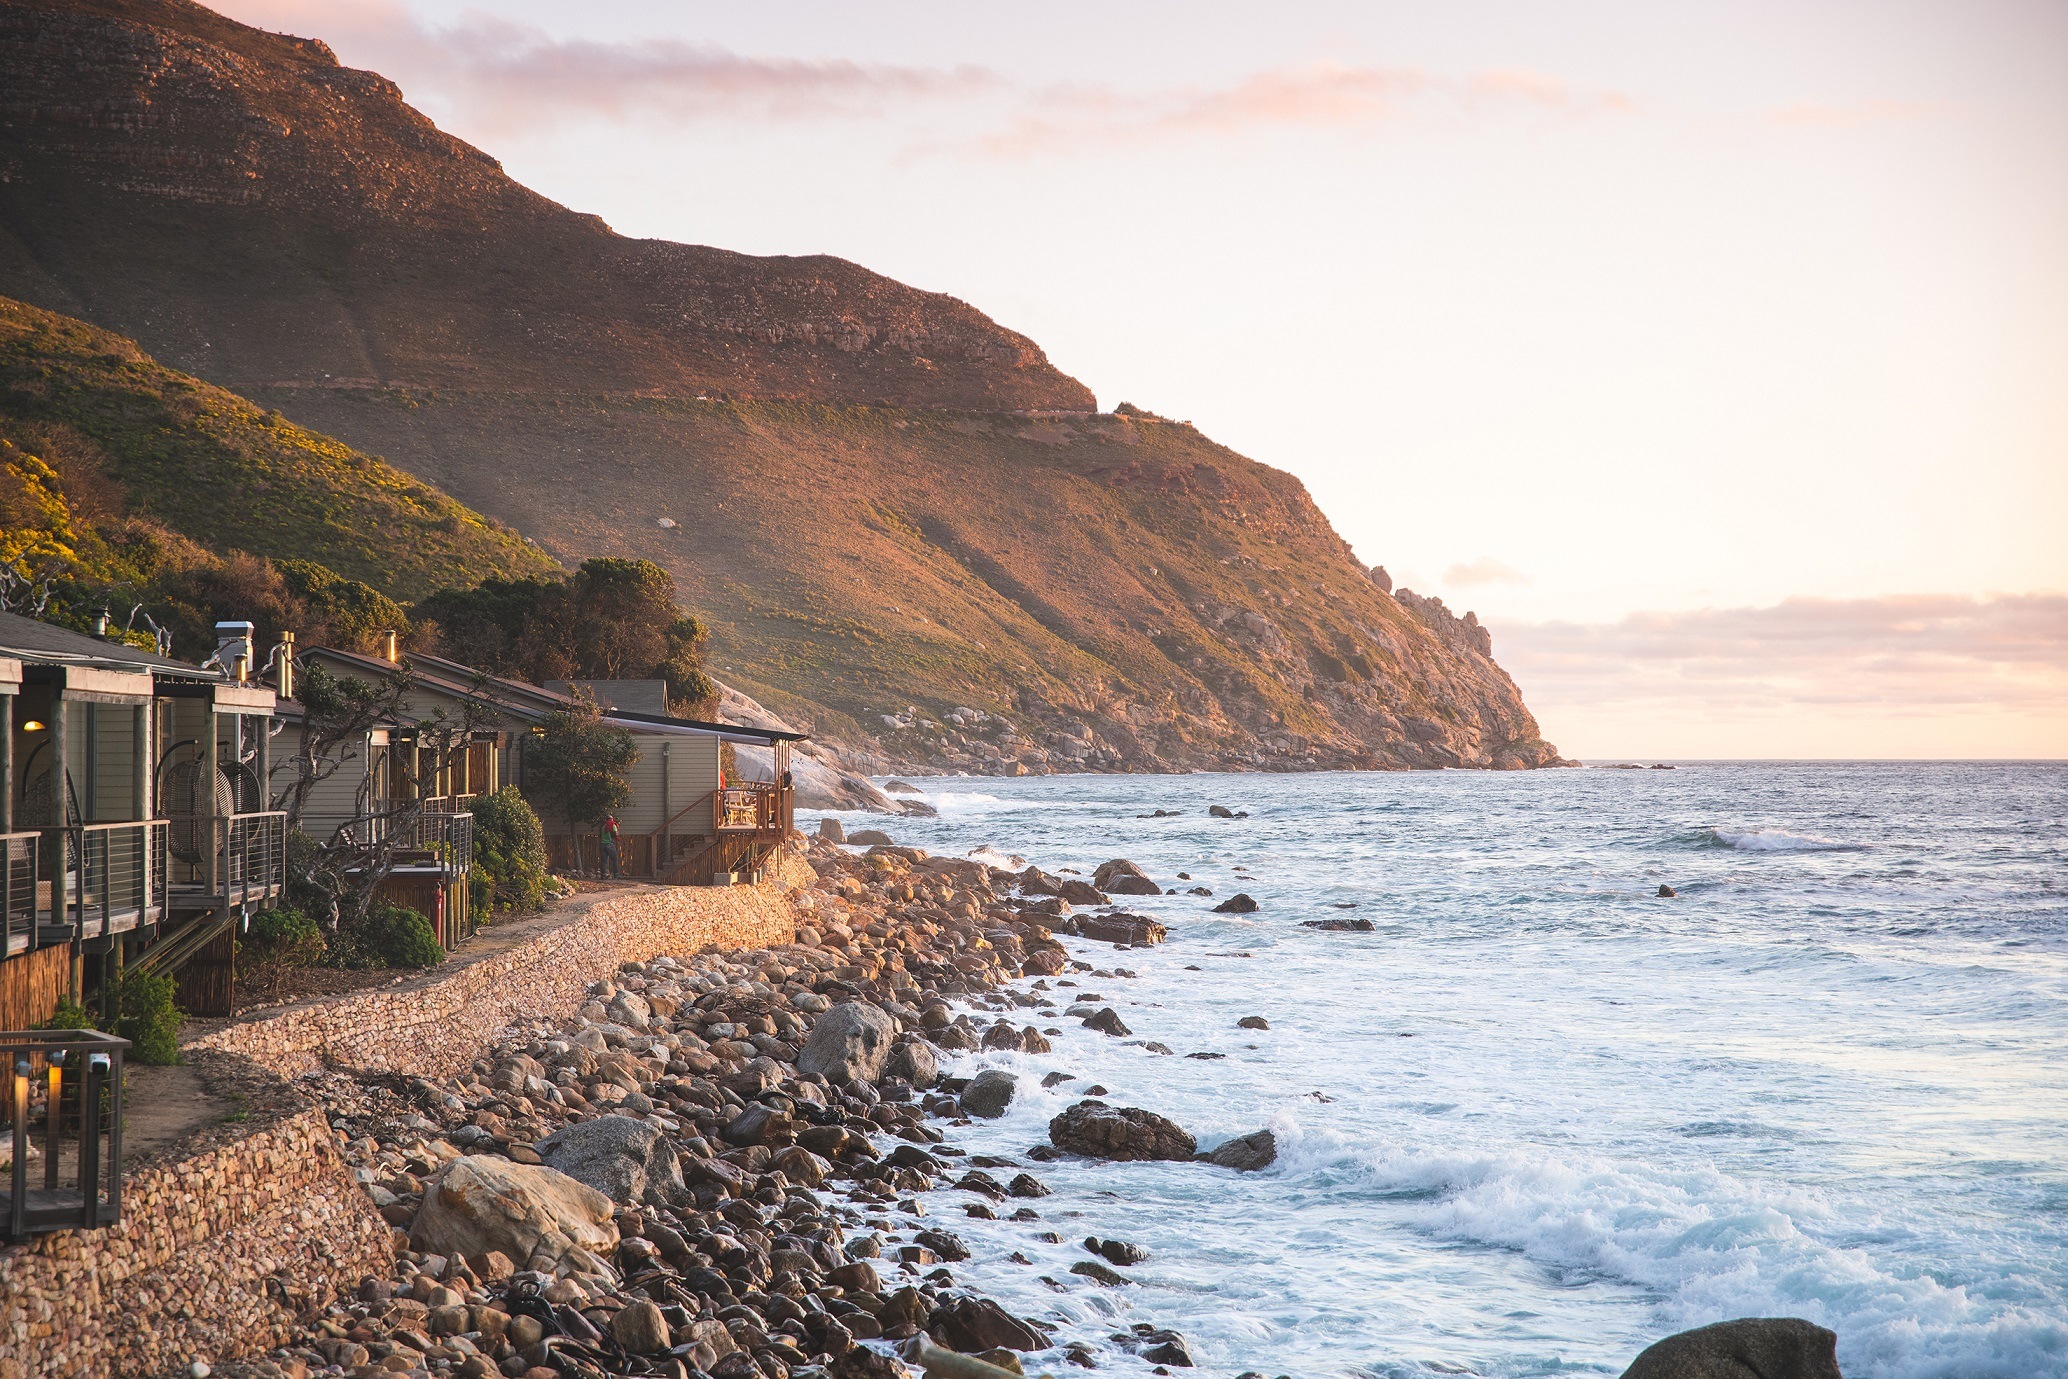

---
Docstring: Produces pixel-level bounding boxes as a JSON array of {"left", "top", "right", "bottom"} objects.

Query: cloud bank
[
  {"left": 223, "top": 3, "right": 1628, "bottom": 148},
  {"left": 1497, "top": 594, "right": 2068, "bottom": 757}
]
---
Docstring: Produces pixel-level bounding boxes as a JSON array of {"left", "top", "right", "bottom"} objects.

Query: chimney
[
  {"left": 380, "top": 629, "right": 399, "bottom": 663},
  {"left": 274, "top": 630, "right": 297, "bottom": 701},
  {"left": 214, "top": 621, "right": 254, "bottom": 681}
]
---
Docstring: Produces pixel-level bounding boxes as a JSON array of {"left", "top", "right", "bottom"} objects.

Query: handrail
[
  {"left": 329, "top": 809, "right": 472, "bottom": 876},
  {"left": 203, "top": 811, "right": 286, "bottom": 911},
  {"left": 38, "top": 820, "right": 168, "bottom": 939},
  {"left": 1, "top": 833, "right": 35, "bottom": 955}
]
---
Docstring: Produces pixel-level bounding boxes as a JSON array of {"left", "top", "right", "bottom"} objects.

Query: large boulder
[
  {"left": 816, "top": 817, "right": 847, "bottom": 844},
  {"left": 960, "top": 1070, "right": 1018, "bottom": 1119},
  {"left": 929, "top": 1296, "right": 1049, "bottom": 1352},
  {"left": 1049, "top": 1101, "right": 1197, "bottom": 1161},
  {"left": 887, "top": 1037, "right": 940, "bottom": 1088},
  {"left": 1093, "top": 860, "right": 1160, "bottom": 895},
  {"left": 1619, "top": 1319, "right": 1842, "bottom": 1379},
  {"left": 1075, "top": 912, "right": 1167, "bottom": 946},
  {"left": 799, "top": 1002, "right": 896, "bottom": 1083},
  {"left": 1056, "top": 878, "right": 1108, "bottom": 907},
  {"left": 1206, "top": 1130, "right": 1277, "bottom": 1171},
  {"left": 410, "top": 1156, "right": 618, "bottom": 1269},
  {"left": 537, "top": 1117, "right": 687, "bottom": 1207}
]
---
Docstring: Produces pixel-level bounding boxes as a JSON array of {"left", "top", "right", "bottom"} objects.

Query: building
[{"left": 0, "top": 612, "right": 284, "bottom": 1024}]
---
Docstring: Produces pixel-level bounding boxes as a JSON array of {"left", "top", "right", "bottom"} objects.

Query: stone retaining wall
[
  {"left": 0, "top": 862, "right": 809, "bottom": 1378},
  {"left": 0, "top": 1105, "right": 393, "bottom": 1379},
  {"left": 189, "top": 859, "right": 806, "bottom": 1079}
]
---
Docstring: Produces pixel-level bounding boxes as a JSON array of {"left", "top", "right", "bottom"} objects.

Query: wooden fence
[{"left": 0, "top": 944, "right": 70, "bottom": 1029}]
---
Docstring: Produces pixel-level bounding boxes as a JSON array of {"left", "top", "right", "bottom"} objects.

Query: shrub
[
  {"left": 470, "top": 784, "right": 548, "bottom": 914},
  {"left": 243, "top": 906, "right": 325, "bottom": 963},
  {"left": 38, "top": 997, "right": 98, "bottom": 1033},
  {"left": 340, "top": 901, "right": 444, "bottom": 970},
  {"left": 107, "top": 970, "right": 182, "bottom": 1065}
]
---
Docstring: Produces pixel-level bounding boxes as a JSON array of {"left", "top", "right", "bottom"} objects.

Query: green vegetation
[
  {"left": 243, "top": 906, "right": 326, "bottom": 964},
  {"left": 416, "top": 557, "right": 717, "bottom": 715},
  {"left": 333, "top": 901, "right": 444, "bottom": 970},
  {"left": 38, "top": 972, "right": 183, "bottom": 1065},
  {"left": 470, "top": 785, "right": 549, "bottom": 914},
  {"left": 0, "top": 295, "right": 559, "bottom": 642},
  {"left": 523, "top": 694, "right": 637, "bottom": 867}
]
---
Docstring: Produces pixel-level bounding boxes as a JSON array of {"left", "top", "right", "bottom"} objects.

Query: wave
[
  {"left": 1699, "top": 828, "right": 1859, "bottom": 853},
  {"left": 1265, "top": 1128, "right": 2065, "bottom": 1379}
]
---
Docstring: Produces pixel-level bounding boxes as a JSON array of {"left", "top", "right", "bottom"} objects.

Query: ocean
[{"left": 804, "top": 763, "right": 2068, "bottom": 1379}]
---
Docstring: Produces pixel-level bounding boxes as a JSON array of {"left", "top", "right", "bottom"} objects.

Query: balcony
[
  {"left": 0, "top": 1028, "right": 128, "bottom": 1241},
  {"left": 166, "top": 811, "right": 287, "bottom": 915},
  {"left": 35, "top": 820, "right": 170, "bottom": 945}
]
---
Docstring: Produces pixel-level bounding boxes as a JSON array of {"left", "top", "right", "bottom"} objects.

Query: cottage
[{"left": 0, "top": 612, "right": 284, "bottom": 1024}]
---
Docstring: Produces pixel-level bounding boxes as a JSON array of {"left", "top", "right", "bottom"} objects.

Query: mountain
[
  {"left": 0, "top": 0, "right": 1563, "bottom": 772},
  {"left": 0, "top": 293, "right": 557, "bottom": 598}
]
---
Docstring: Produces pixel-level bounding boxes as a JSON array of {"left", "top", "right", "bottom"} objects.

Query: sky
[{"left": 219, "top": 0, "right": 2068, "bottom": 758}]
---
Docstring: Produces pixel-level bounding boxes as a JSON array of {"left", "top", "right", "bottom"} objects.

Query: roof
[
  {"left": 0, "top": 610, "right": 219, "bottom": 678},
  {"left": 290, "top": 645, "right": 806, "bottom": 743}
]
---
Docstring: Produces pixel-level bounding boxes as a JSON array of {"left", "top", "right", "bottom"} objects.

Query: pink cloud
[
  {"left": 1443, "top": 557, "right": 1531, "bottom": 589},
  {"left": 220, "top": 1, "right": 999, "bottom": 133},
  {"left": 1497, "top": 593, "right": 2068, "bottom": 716},
  {"left": 979, "top": 62, "right": 1633, "bottom": 158}
]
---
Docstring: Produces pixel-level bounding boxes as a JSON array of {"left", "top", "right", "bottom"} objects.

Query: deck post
[
  {"left": 132, "top": 702, "right": 150, "bottom": 928},
  {"left": 52, "top": 697, "right": 78, "bottom": 999},
  {"left": 201, "top": 702, "right": 220, "bottom": 903},
  {"left": 0, "top": 690, "right": 12, "bottom": 834}
]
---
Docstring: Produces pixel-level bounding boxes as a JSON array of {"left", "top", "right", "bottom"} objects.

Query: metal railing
[
  {"left": 333, "top": 809, "right": 472, "bottom": 876},
  {"left": 41, "top": 821, "right": 169, "bottom": 938},
  {"left": 1, "top": 834, "right": 34, "bottom": 956},
  {"left": 1, "top": 1028, "right": 128, "bottom": 1240},
  {"left": 210, "top": 811, "right": 287, "bottom": 910}
]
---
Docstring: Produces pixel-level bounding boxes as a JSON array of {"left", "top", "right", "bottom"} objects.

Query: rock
[
  {"left": 931, "top": 1023, "right": 981, "bottom": 1052},
  {"left": 1084, "top": 1236, "right": 1147, "bottom": 1266},
  {"left": 1658, "top": 884, "right": 1677, "bottom": 898},
  {"left": 929, "top": 1297, "right": 1049, "bottom": 1352},
  {"left": 1206, "top": 1130, "right": 1277, "bottom": 1171},
  {"left": 1093, "top": 859, "right": 1148, "bottom": 888},
  {"left": 1056, "top": 878, "right": 1108, "bottom": 907},
  {"left": 611, "top": 1300, "right": 671, "bottom": 1355},
  {"left": 848, "top": 829, "right": 895, "bottom": 846},
  {"left": 1008, "top": 1172, "right": 1050, "bottom": 1198},
  {"left": 1074, "top": 913, "right": 1167, "bottom": 946},
  {"left": 888, "top": 1037, "right": 941, "bottom": 1088},
  {"left": 898, "top": 799, "right": 940, "bottom": 817},
  {"left": 1049, "top": 1101, "right": 1196, "bottom": 1161},
  {"left": 961, "top": 1070, "right": 1018, "bottom": 1119},
  {"left": 1301, "top": 916, "right": 1374, "bottom": 931},
  {"left": 1236, "top": 1015, "right": 1270, "bottom": 1030},
  {"left": 914, "top": 1228, "right": 971, "bottom": 1261},
  {"left": 410, "top": 1156, "right": 618, "bottom": 1269},
  {"left": 1105, "top": 874, "right": 1162, "bottom": 895},
  {"left": 1140, "top": 1332, "right": 1196, "bottom": 1367},
  {"left": 799, "top": 1002, "right": 896, "bottom": 1083},
  {"left": 1618, "top": 1319, "right": 1842, "bottom": 1379},
  {"left": 1069, "top": 1260, "right": 1128, "bottom": 1286},
  {"left": 817, "top": 818, "right": 848, "bottom": 843},
  {"left": 1212, "top": 893, "right": 1258, "bottom": 914},
  {"left": 1015, "top": 867, "right": 1064, "bottom": 896},
  {"left": 1207, "top": 804, "right": 1249, "bottom": 819},
  {"left": 981, "top": 1022, "right": 1026, "bottom": 1052},
  {"left": 536, "top": 1117, "right": 686, "bottom": 1207},
  {"left": 1081, "top": 1007, "right": 1131, "bottom": 1037}
]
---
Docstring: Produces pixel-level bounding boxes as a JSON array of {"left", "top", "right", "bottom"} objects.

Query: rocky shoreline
[
  {"left": 196, "top": 832, "right": 1840, "bottom": 1379},
  {"left": 198, "top": 834, "right": 1243, "bottom": 1379}
]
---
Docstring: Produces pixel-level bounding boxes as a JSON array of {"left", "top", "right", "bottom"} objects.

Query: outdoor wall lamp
[{"left": 19, "top": 721, "right": 44, "bottom": 733}]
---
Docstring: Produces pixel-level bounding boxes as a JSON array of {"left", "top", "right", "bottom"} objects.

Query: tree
[
  {"left": 523, "top": 692, "right": 636, "bottom": 875},
  {"left": 414, "top": 558, "right": 717, "bottom": 716}
]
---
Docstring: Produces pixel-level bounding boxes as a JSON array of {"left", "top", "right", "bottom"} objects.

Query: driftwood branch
[{"left": 899, "top": 1335, "right": 1051, "bottom": 1379}]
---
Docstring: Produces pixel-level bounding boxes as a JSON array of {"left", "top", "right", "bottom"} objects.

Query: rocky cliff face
[
  {"left": 0, "top": 0, "right": 1563, "bottom": 774},
  {"left": 0, "top": 0, "right": 1090, "bottom": 410}
]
